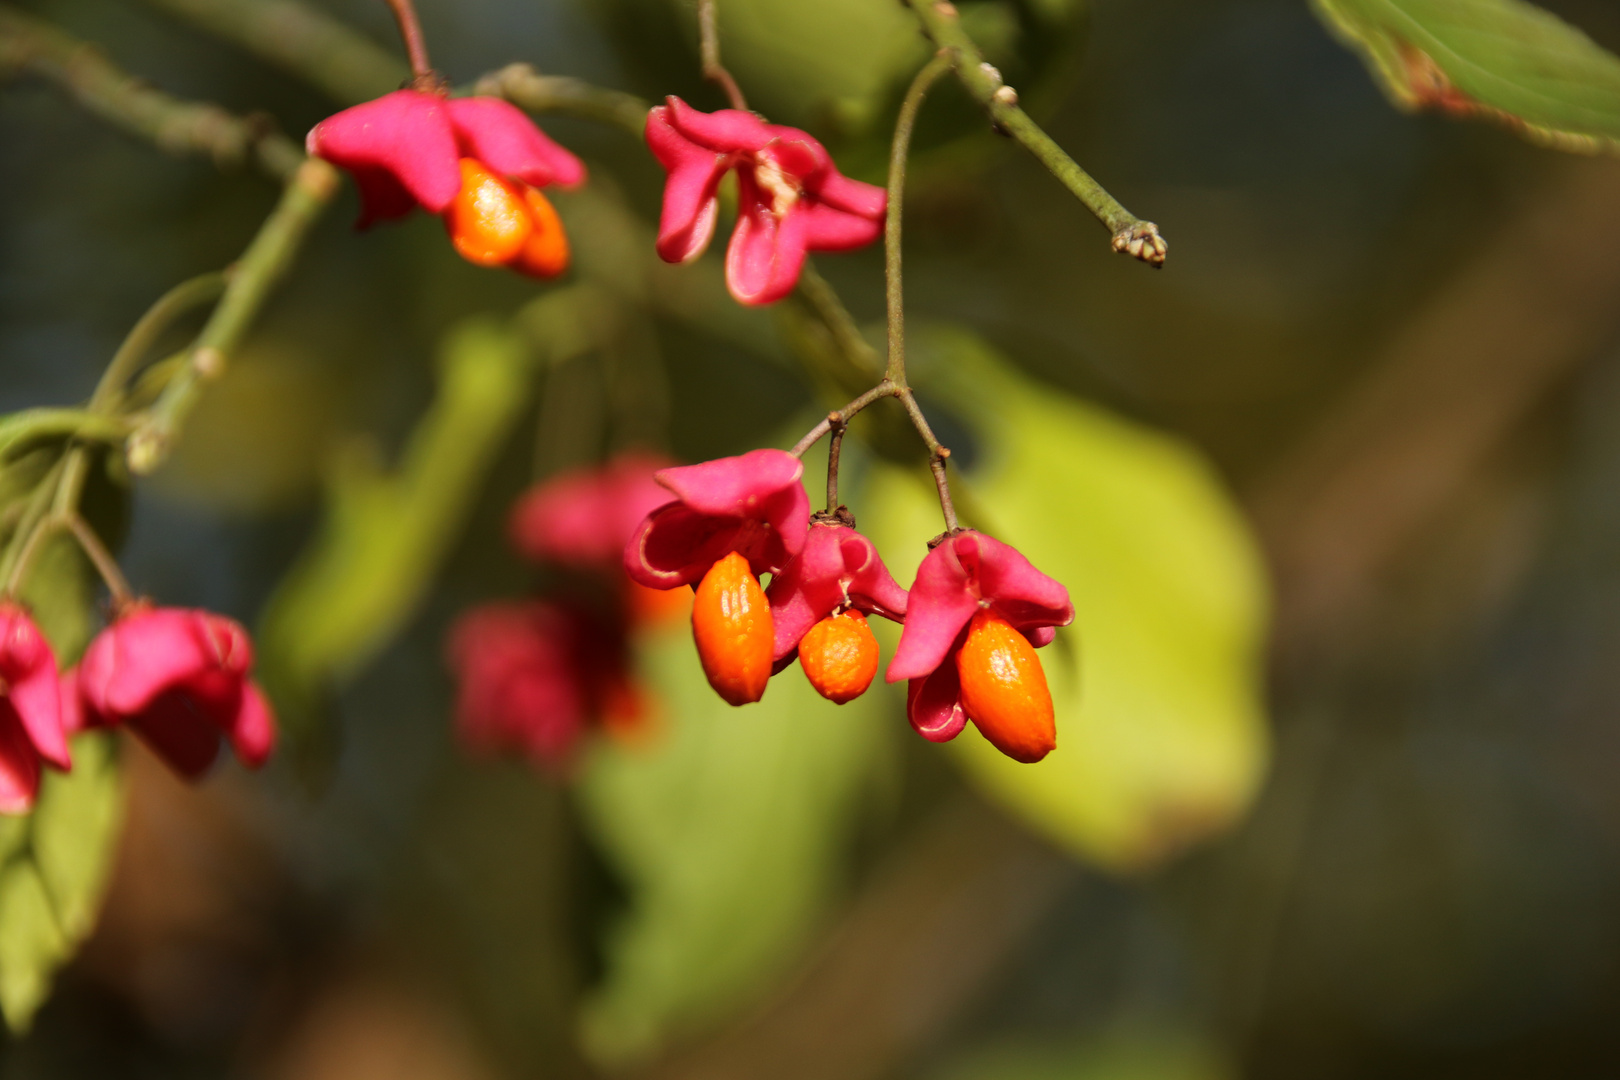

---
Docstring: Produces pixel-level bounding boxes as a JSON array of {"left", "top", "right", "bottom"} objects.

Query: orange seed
[
  {"left": 955, "top": 609, "right": 1055, "bottom": 763},
  {"left": 513, "top": 187, "right": 571, "bottom": 278},
  {"left": 444, "top": 158, "right": 532, "bottom": 266},
  {"left": 798, "top": 611, "right": 879, "bottom": 704},
  {"left": 691, "top": 551, "right": 773, "bottom": 706}
]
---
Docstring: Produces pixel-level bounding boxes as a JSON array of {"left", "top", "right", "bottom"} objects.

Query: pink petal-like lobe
[
  {"left": 647, "top": 104, "right": 731, "bottom": 264},
  {"left": 766, "top": 523, "right": 908, "bottom": 660},
  {"left": 446, "top": 96, "right": 586, "bottom": 190},
  {"left": 726, "top": 173, "right": 810, "bottom": 306},
  {"left": 306, "top": 89, "right": 463, "bottom": 224},
  {"left": 626, "top": 448, "right": 809, "bottom": 585},
  {"left": 447, "top": 601, "right": 625, "bottom": 771},
  {"left": 0, "top": 603, "right": 69, "bottom": 770},
  {"left": 646, "top": 97, "right": 887, "bottom": 300},
  {"left": 231, "top": 684, "right": 277, "bottom": 769},
  {"left": 0, "top": 709, "right": 41, "bottom": 814},
  {"left": 661, "top": 96, "right": 779, "bottom": 155},
  {"left": 510, "top": 453, "right": 675, "bottom": 569},
  {"left": 130, "top": 693, "right": 224, "bottom": 779},
  {"left": 78, "top": 607, "right": 277, "bottom": 778},
  {"left": 887, "top": 531, "right": 1073, "bottom": 683},
  {"left": 906, "top": 663, "right": 969, "bottom": 743}
]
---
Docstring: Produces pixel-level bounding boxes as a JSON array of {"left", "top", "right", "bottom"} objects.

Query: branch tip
[{"left": 1112, "top": 221, "right": 1167, "bottom": 267}]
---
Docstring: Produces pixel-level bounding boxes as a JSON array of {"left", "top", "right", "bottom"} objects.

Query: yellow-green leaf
[
  {"left": 862, "top": 328, "right": 1269, "bottom": 871},
  {"left": 575, "top": 616, "right": 893, "bottom": 1066},
  {"left": 0, "top": 733, "right": 123, "bottom": 1032},
  {"left": 1312, "top": 0, "right": 1620, "bottom": 152}
]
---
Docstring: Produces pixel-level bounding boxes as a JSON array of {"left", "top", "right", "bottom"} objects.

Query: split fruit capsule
[
  {"left": 955, "top": 609, "right": 1055, "bottom": 763},
  {"left": 691, "top": 551, "right": 773, "bottom": 706},
  {"left": 443, "top": 158, "right": 571, "bottom": 278},
  {"left": 798, "top": 610, "right": 879, "bottom": 704}
]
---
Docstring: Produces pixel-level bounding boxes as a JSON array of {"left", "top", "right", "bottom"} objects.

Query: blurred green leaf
[
  {"left": 256, "top": 316, "right": 537, "bottom": 768},
  {"left": 19, "top": 535, "right": 96, "bottom": 669},
  {"left": 863, "top": 328, "right": 1269, "bottom": 871},
  {"left": 1312, "top": 0, "right": 1620, "bottom": 151},
  {"left": 0, "top": 502, "right": 124, "bottom": 1031},
  {"left": 0, "top": 733, "right": 123, "bottom": 1032},
  {"left": 576, "top": 616, "right": 894, "bottom": 1066}
]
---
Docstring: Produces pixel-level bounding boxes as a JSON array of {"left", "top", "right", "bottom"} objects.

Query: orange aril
[
  {"left": 514, "top": 187, "right": 571, "bottom": 278},
  {"left": 626, "top": 580, "right": 693, "bottom": 629},
  {"left": 691, "top": 551, "right": 773, "bottom": 706},
  {"left": 445, "top": 158, "right": 532, "bottom": 266},
  {"left": 798, "top": 611, "right": 879, "bottom": 704},
  {"left": 955, "top": 609, "right": 1056, "bottom": 763}
]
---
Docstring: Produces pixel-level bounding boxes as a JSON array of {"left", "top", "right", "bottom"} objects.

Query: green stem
[
  {"left": 789, "top": 383, "right": 898, "bottom": 457},
  {"left": 0, "top": 459, "right": 66, "bottom": 594},
  {"left": 129, "top": 158, "right": 339, "bottom": 474},
  {"left": 0, "top": 5, "right": 304, "bottom": 179},
  {"left": 61, "top": 514, "right": 133, "bottom": 605},
  {"left": 887, "top": 54, "right": 959, "bottom": 532},
  {"left": 472, "top": 64, "right": 650, "bottom": 136},
  {"left": 884, "top": 52, "right": 952, "bottom": 389},
  {"left": 0, "top": 410, "right": 130, "bottom": 463},
  {"left": 785, "top": 55, "right": 963, "bottom": 532},
  {"left": 902, "top": 0, "right": 1166, "bottom": 265},
  {"left": 824, "top": 415, "right": 846, "bottom": 513},
  {"left": 92, "top": 273, "right": 228, "bottom": 413}
]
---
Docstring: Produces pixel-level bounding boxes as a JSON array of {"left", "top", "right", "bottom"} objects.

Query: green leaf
[
  {"left": 19, "top": 535, "right": 97, "bottom": 669},
  {"left": 1311, "top": 0, "right": 1620, "bottom": 151},
  {"left": 0, "top": 733, "right": 124, "bottom": 1032},
  {"left": 31, "top": 734, "right": 123, "bottom": 944},
  {"left": 861, "top": 328, "right": 1269, "bottom": 871},
  {"left": 256, "top": 315, "right": 539, "bottom": 771},
  {"left": 575, "top": 616, "right": 894, "bottom": 1066},
  {"left": 0, "top": 518, "right": 125, "bottom": 1032},
  {"left": 936, "top": 1027, "right": 1233, "bottom": 1080}
]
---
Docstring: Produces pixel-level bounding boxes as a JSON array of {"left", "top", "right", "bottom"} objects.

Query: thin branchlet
[
  {"left": 788, "top": 54, "right": 960, "bottom": 531},
  {"left": 902, "top": 0, "right": 1166, "bottom": 266},
  {"left": 382, "top": 0, "right": 435, "bottom": 85},
  {"left": 697, "top": 0, "right": 747, "bottom": 111}
]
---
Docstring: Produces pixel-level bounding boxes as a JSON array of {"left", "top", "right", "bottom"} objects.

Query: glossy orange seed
[
  {"left": 798, "top": 611, "right": 879, "bottom": 705},
  {"left": 691, "top": 551, "right": 773, "bottom": 706},
  {"left": 955, "top": 609, "right": 1056, "bottom": 764},
  {"left": 513, "top": 187, "right": 571, "bottom": 279},
  {"left": 444, "top": 158, "right": 532, "bottom": 266}
]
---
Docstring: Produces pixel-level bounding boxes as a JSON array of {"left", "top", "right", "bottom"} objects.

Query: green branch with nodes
[
  {"left": 0, "top": 4, "right": 303, "bottom": 178},
  {"left": 127, "top": 159, "right": 338, "bottom": 474},
  {"left": 903, "top": 0, "right": 1167, "bottom": 266},
  {"left": 0, "top": 6, "right": 337, "bottom": 605},
  {"left": 473, "top": 64, "right": 651, "bottom": 136}
]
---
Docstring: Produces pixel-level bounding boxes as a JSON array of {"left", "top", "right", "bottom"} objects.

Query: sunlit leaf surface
[
  {"left": 863, "top": 328, "right": 1269, "bottom": 870},
  {"left": 575, "top": 616, "right": 893, "bottom": 1066}
]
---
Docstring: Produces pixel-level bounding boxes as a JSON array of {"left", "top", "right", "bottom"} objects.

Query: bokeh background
[{"left": 5, "top": 0, "right": 1620, "bottom": 1076}]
